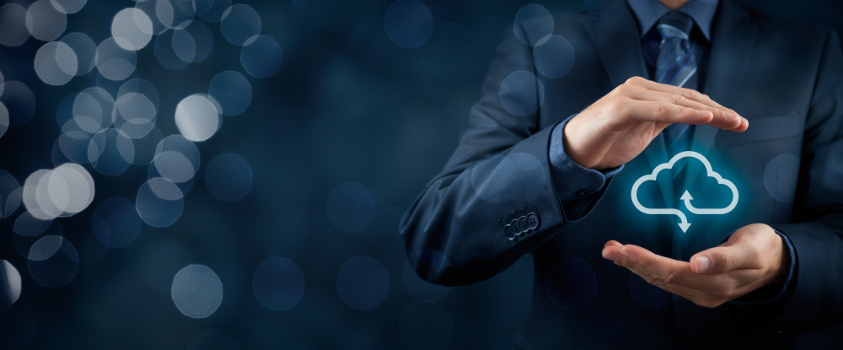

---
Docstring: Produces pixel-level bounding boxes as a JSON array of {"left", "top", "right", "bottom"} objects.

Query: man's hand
[
  {"left": 564, "top": 77, "right": 749, "bottom": 170},
  {"left": 601, "top": 223, "right": 789, "bottom": 308}
]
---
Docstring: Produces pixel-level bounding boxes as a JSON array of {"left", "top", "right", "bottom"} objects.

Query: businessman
[{"left": 400, "top": 0, "right": 843, "bottom": 348}]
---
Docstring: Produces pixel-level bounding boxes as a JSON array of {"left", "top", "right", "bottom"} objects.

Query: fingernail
[
  {"left": 602, "top": 249, "right": 615, "bottom": 262},
  {"left": 695, "top": 256, "right": 710, "bottom": 273},
  {"left": 724, "top": 111, "right": 740, "bottom": 122},
  {"left": 697, "top": 110, "right": 710, "bottom": 117}
]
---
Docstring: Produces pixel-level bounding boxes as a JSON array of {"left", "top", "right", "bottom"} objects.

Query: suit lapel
[{"left": 585, "top": 0, "right": 676, "bottom": 203}]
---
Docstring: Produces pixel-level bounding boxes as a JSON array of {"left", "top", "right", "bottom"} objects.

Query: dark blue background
[{"left": 0, "top": 0, "right": 841, "bottom": 349}]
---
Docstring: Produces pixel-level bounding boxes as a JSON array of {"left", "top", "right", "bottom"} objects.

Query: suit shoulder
[{"left": 739, "top": 4, "right": 835, "bottom": 42}]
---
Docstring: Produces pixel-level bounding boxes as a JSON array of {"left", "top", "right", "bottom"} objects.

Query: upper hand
[
  {"left": 564, "top": 76, "right": 749, "bottom": 170},
  {"left": 601, "top": 223, "right": 789, "bottom": 308}
]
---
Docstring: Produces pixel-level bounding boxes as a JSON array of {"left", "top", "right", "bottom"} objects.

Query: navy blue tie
[{"left": 651, "top": 11, "right": 697, "bottom": 153}]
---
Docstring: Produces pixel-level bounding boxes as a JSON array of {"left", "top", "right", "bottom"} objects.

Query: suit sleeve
[
  {"left": 739, "top": 29, "right": 843, "bottom": 339},
  {"left": 399, "top": 26, "right": 612, "bottom": 286}
]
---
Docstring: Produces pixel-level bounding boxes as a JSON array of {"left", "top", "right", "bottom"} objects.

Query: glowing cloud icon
[{"left": 631, "top": 151, "right": 739, "bottom": 232}]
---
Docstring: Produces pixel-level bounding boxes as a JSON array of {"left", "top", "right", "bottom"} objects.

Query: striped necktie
[{"left": 652, "top": 11, "right": 697, "bottom": 153}]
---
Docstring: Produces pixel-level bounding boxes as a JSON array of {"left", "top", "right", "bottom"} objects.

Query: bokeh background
[{"left": 0, "top": 0, "right": 841, "bottom": 349}]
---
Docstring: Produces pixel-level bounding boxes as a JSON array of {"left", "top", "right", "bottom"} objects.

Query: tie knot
[{"left": 657, "top": 11, "right": 694, "bottom": 40}]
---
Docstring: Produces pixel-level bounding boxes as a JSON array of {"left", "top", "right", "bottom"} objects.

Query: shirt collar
[{"left": 626, "top": 0, "right": 718, "bottom": 40}]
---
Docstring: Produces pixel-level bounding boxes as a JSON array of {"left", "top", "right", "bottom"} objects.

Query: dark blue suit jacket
[{"left": 400, "top": 0, "right": 843, "bottom": 348}]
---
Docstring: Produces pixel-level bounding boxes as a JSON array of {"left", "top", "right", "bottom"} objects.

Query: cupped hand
[
  {"left": 564, "top": 76, "right": 748, "bottom": 170},
  {"left": 601, "top": 223, "right": 789, "bottom": 308}
]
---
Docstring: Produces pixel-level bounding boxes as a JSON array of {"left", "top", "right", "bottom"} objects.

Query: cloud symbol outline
[{"left": 630, "top": 151, "right": 739, "bottom": 232}]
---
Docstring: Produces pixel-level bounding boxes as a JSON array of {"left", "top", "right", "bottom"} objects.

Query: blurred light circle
[
  {"left": 0, "top": 170, "right": 21, "bottom": 219},
  {"left": 12, "top": 217, "right": 60, "bottom": 259},
  {"left": 172, "top": 28, "right": 197, "bottom": 63},
  {"left": 22, "top": 164, "right": 94, "bottom": 220},
  {"left": 326, "top": 182, "right": 376, "bottom": 233},
  {"left": 155, "top": 0, "right": 175, "bottom": 29},
  {"left": 34, "top": 41, "right": 78, "bottom": 86},
  {"left": 188, "top": 330, "right": 240, "bottom": 350},
  {"left": 50, "top": 0, "right": 86, "bottom": 14},
  {"left": 112, "top": 8, "right": 154, "bottom": 51},
  {"left": 0, "top": 260, "right": 22, "bottom": 311},
  {"left": 195, "top": 0, "right": 231, "bottom": 22},
  {"left": 139, "top": 238, "right": 191, "bottom": 295},
  {"left": 119, "top": 79, "right": 161, "bottom": 111},
  {"left": 95, "top": 37, "right": 137, "bottom": 81},
  {"left": 499, "top": 71, "right": 544, "bottom": 116},
  {"left": 114, "top": 92, "right": 157, "bottom": 139},
  {"left": 399, "top": 302, "right": 455, "bottom": 350},
  {"left": 48, "top": 163, "right": 95, "bottom": 215},
  {"left": 26, "top": 0, "right": 67, "bottom": 42},
  {"left": 154, "top": 30, "right": 190, "bottom": 70},
  {"left": 0, "top": 4, "right": 31, "bottom": 47},
  {"left": 27, "top": 235, "right": 79, "bottom": 288},
  {"left": 764, "top": 154, "right": 800, "bottom": 203},
  {"left": 185, "top": 21, "right": 214, "bottom": 63},
  {"left": 252, "top": 257, "right": 305, "bottom": 311},
  {"left": 88, "top": 128, "right": 134, "bottom": 176},
  {"left": 60, "top": 32, "right": 98, "bottom": 75},
  {"left": 155, "top": 135, "right": 201, "bottom": 174},
  {"left": 336, "top": 256, "right": 389, "bottom": 310},
  {"left": 2, "top": 81, "right": 36, "bottom": 128},
  {"left": 402, "top": 262, "right": 449, "bottom": 302},
  {"left": 73, "top": 87, "right": 114, "bottom": 134},
  {"left": 133, "top": 0, "right": 168, "bottom": 35},
  {"left": 384, "top": 0, "right": 433, "bottom": 49},
  {"left": 0, "top": 70, "right": 4, "bottom": 96},
  {"left": 58, "top": 120, "right": 94, "bottom": 163},
  {"left": 153, "top": 151, "right": 195, "bottom": 183},
  {"left": 175, "top": 94, "right": 221, "bottom": 142},
  {"left": 136, "top": 177, "right": 184, "bottom": 227},
  {"left": 28, "top": 234, "right": 63, "bottom": 261},
  {"left": 22, "top": 169, "right": 61, "bottom": 220},
  {"left": 12, "top": 212, "right": 52, "bottom": 237},
  {"left": 171, "top": 264, "right": 223, "bottom": 318},
  {"left": 220, "top": 4, "right": 261, "bottom": 46},
  {"left": 92, "top": 197, "right": 142, "bottom": 248},
  {"left": 240, "top": 35, "right": 282, "bottom": 78},
  {"left": 534, "top": 35, "right": 575, "bottom": 78},
  {"left": 205, "top": 153, "right": 252, "bottom": 202},
  {"left": 0, "top": 102, "right": 7, "bottom": 139},
  {"left": 172, "top": 0, "right": 196, "bottom": 18},
  {"left": 208, "top": 71, "right": 251, "bottom": 116},
  {"left": 513, "top": 4, "right": 553, "bottom": 46}
]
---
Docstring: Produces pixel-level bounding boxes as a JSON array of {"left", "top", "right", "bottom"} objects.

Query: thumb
[{"left": 690, "top": 245, "right": 753, "bottom": 274}]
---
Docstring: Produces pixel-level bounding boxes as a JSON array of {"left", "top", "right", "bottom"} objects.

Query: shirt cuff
[
  {"left": 548, "top": 115, "right": 623, "bottom": 219},
  {"left": 730, "top": 228, "right": 797, "bottom": 306}
]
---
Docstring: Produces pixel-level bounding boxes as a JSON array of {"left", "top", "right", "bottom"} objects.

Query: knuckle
[{"left": 625, "top": 76, "right": 644, "bottom": 85}]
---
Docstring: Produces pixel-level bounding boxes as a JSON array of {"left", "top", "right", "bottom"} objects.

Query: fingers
[
  {"left": 622, "top": 77, "right": 747, "bottom": 132},
  {"left": 689, "top": 245, "right": 758, "bottom": 274}
]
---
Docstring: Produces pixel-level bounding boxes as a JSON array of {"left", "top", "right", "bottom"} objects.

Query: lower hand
[
  {"left": 564, "top": 76, "right": 748, "bottom": 170},
  {"left": 601, "top": 223, "right": 789, "bottom": 308}
]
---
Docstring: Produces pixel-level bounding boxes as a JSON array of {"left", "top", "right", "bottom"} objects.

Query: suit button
[
  {"left": 518, "top": 217, "right": 529, "bottom": 233},
  {"left": 576, "top": 189, "right": 589, "bottom": 197},
  {"left": 527, "top": 213, "right": 539, "bottom": 230},
  {"left": 511, "top": 219, "right": 522, "bottom": 235},
  {"left": 504, "top": 224, "right": 515, "bottom": 240}
]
